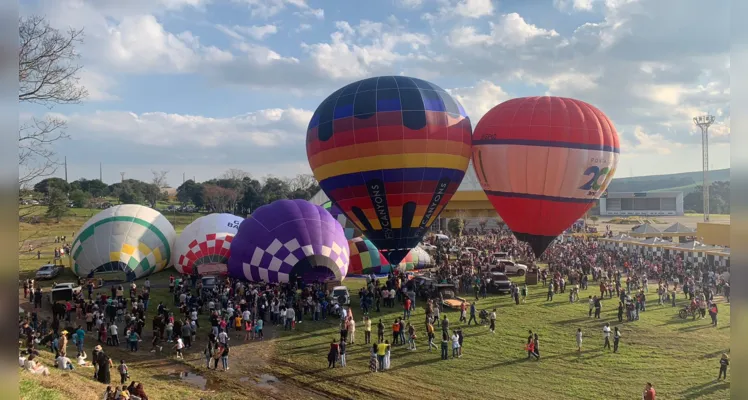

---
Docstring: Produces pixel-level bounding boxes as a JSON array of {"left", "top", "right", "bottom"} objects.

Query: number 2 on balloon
[{"left": 579, "top": 166, "right": 611, "bottom": 191}]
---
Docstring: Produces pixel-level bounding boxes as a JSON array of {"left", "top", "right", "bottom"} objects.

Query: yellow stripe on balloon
[{"left": 313, "top": 153, "right": 470, "bottom": 182}]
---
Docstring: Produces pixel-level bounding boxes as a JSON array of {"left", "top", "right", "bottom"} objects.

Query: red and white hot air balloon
[{"left": 472, "top": 96, "right": 620, "bottom": 257}]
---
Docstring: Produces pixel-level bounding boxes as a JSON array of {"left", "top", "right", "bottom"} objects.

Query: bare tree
[
  {"left": 151, "top": 170, "right": 169, "bottom": 188},
  {"left": 203, "top": 184, "right": 239, "bottom": 213},
  {"left": 19, "top": 16, "right": 88, "bottom": 187},
  {"left": 220, "top": 168, "right": 251, "bottom": 181},
  {"left": 287, "top": 173, "right": 317, "bottom": 191}
]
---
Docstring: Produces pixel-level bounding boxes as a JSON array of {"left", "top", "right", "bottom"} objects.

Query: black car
[
  {"left": 200, "top": 276, "right": 217, "bottom": 298},
  {"left": 488, "top": 272, "right": 512, "bottom": 294}
]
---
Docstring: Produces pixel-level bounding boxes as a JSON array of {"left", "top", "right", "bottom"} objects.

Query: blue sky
[{"left": 20, "top": 0, "right": 730, "bottom": 187}]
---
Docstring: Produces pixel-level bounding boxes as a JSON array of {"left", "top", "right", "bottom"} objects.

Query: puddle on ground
[
  {"left": 239, "top": 374, "right": 280, "bottom": 390},
  {"left": 256, "top": 374, "right": 280, "bottom": 391},
  {"left": 177, "top": 371, "right": 208, "bottom": 390}
]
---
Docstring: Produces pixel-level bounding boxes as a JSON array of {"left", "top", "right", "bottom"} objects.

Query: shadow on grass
[
  {"left": 680, "top": 380, "right": 730, "bottom": 399},
  {"left": 677, "top": 324, "right": 715, "bottom": 333},
  {"left": 701, "top": 349, "right": 730, "bottom": 359}
]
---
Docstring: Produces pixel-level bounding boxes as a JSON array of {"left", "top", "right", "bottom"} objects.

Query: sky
[{"left": 20, "top": 0, "right": 730, "bottom": 188}]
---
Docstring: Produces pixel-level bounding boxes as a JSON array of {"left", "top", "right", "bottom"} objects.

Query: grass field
[{"left": 19, "top": 210, "right": 732, "bottom": 399}]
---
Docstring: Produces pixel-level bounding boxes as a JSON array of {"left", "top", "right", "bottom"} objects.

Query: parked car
[
  {"left": 487, "top": 272, "right": 512, "bottom": 294},
  {"left": 47, "top": 282, "right": 82, "bottom": 304},
  {"left": 200, "top": 275, "right": 217, "bottom": 298},
  {"left": 490, "top": 260, "right": 528, "bottom": 276},
  {"left": 330, "top": 285, "right": 351, "bottom": 306},
  {"left": 35, "top": 264, "right": 63, "bottom": 280}
]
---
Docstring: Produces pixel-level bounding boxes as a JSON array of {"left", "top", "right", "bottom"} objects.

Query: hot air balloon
[
  {"left": 307, "top": 76, "right": 473, "bottom": 265},
  {"left": 71, "top": 205, "right": 177, "bottom": 282},
  {"left": 172, "top": 213, "right": 243, "bottom": 276},
  {"left": 321, "top": 200, "right": 363, "bottom": 240},
  {"left": 347, "top": 236, "right": 434, "bottom": 275},
  {"left": 472, "top": 96, "right": 619, "bottom": 257},
  {"left": 227, "top": 199, "right": 349, "bottom": 283}
]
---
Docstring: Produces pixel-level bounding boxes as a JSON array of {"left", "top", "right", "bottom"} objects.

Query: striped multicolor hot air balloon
[
  {"left": 307, "top": 76, "right": 472, "bottom": 265},
  {"left": 348, "top": 237, "right": 434, "bottom": 275},
  {"left": 472, "top": 96, "right": 619, "bottom": 257}
]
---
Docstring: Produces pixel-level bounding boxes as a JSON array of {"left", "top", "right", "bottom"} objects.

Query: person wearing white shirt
[
  {"left": 286, "top": 308, "right": 296, "bottom": 330},
  {"left": 109, "top": 324, "right": 119, "bottom": 346},
  {"left": 242, "top": 309, "right": 251, "bottom": 324},
  {"left": 576, "top": 328, "right": 583, "bottom": 352},
  {"left": 602, "top": 323, "right": 611, "bottom": 350},
  {"left": 56, "top": 355, "right": 73, "bottom": 370},
  {"left": 218, "top": 331, "right": 228, "bottom": 346}
]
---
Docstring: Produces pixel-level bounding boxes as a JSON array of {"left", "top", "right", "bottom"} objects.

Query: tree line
[
  {"left": 683, "top": 181, "right": 730, "bottom": 214},
  {"left": 24, "top": 169, "right": 320, "bottom": 220}
]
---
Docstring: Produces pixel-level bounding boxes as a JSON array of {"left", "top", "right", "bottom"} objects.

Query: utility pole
[
  {"left": 99, "top": 162, "right": 103, "bottom": 182},
  {"left": 183, "top": 172, "right": 185, "bottom": 185},
  {"left": 64, "top": 156, "right": 68, "bottom": 183},
  {"left": 693, "top": 114, "right": 715, "bottom": 222},
  {"left": 120, "top": 172, "right": 126, "bottom": 183}
]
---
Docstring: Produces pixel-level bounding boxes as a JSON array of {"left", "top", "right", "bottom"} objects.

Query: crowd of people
[{"left": 19, "top": 226, "right": 731, "bottom": 397}]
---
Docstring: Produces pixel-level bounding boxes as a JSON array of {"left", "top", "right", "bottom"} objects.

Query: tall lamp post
[{"left": 693, "top": 115, "right": 715, "bottom": 222}]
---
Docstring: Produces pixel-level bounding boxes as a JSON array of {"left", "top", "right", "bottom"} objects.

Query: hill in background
[{"left": 607, "top": 168, "right": 730, "bottom": 193}]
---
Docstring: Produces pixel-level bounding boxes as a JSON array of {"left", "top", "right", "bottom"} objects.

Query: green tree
[
  {"left": 447, "top": 218, "right": 464, "bottom": 237},
  {"left": 261, "top": 177, "right": 290, "bottom": 204},
  {"left": 115, "top": 182, "right": 143, "bottom": 205},
  {"left": 176, "top": 179, "right": 205, "bottom": 208},
  {"left": 239, "top": 178, "right": 263, "bottom": 215},
  {"left": 142, "top": 183, "right": 162, "bottom": 208},
  {"left": 33, "top": 177, "right": 70, "bottom": 195},
  {"left": 71, "top": 178, "right": 108, "bottom": 197},
  {"left": 68, "top": 189, "right": 91, "bottom": 208},
  {"left": 45, "top": 188, "right": 68, "bottom": 222}
]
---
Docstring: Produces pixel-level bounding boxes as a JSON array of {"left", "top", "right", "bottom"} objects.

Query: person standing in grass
[
  {"left": 613, "top": 327, "right": 621, "bottom": 353},
  {"left": 489, "top": 309, "right": 496, "bottom": 334},
  {"left": 392, "top": 319, "right": 400, "bottom": 345},
  {"left": 718, "top": 353, "right": 729, "bottom": 380},
  {"left": 576, "top": 328, "right": 583, "bottom": 352},
  {"left": 643, "top": 382, "right": 656, "bottom": 400},
  {"left": 533, "top": 333, "right": 541, "bottom": 360},
  {"left": 364, "top": 316, "right": 372, "bottom": 344},
  {"left": 426, "top": 319, "right": 436, "bottom": 351},
  {"left": 377, "top": 319, "right": 385, "bottom": 343},
  {"left": 521, "top": 284, "right": 528, "bottom": 304},
  {"left": 468, "top": 301, "right": 477, "bottom": 325},
  {"left": 617, "top": 301, "right": 624, "bottom": 322},
  {"left": 327, "top": 338, "right": 339, "bottom": 368},
  {"left": 339, "top": 339, "right": 347, "bottom": 367},
  {"left": 603, "top": 323, "right": 611, "bottom": 350},
  {"left": 451, "top": 330, "right": 460, "bottom": 358},
  {"left": 376, "top": 340, "right": 388, "bottom": 371},
  {"left": 440, "top": 332, "right": 449, "bottom": 360},
  {"left": 369, "top": 344, "right": 378, "bottom": 373}
]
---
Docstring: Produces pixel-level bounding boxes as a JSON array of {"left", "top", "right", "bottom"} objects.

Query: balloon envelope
[
  {"left": 71, "top": 205, "right": 176, "bottom": 282},
  {"left": 173, "top": 213, "right": 243, "bottom": 276},
  {"left": 307, "top": 76, "right": 472, "bottom": 265},
  {"left": 471, "top": 96, "right": 619, "bottom": 257},
  {"left": 227, "top": 199, "right": 349, "bottom": 283},
  {"left": 347, "top": 237, "right": 434, "bottom": 275},
  {"left": 321, "top": 200, "right": 363, "bottom": 240}
]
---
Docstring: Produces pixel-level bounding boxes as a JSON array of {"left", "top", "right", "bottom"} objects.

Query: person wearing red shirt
[
  {"left": 403, "top": 298, "right": 411, "bottom": 320},
  {"left": 643, "top": 382, "right": 656, "bottom": 400}
]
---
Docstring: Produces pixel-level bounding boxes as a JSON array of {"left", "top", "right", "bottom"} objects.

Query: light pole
[{"left": 693, "top": 114, "right": 715, "bottom": 222}]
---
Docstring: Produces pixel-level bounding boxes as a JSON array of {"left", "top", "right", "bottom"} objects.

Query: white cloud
[
  {"left": 50, "top": 107, "right": 312, "bottom": 148},
  {"left": 104, "top": 15, "right": 200, "bottom": 73},
  {"left": 453, "top": 0, "right": 494, "bottom": 18},
  {"left": 301, "top": 20, "right": 431, "bottom": 80},
  {"left": 447, "top": 80, "right": 510, "bottom": 122},
  {"left": 233, "top": 0, "right": 323, "bottom": 19},
  {"left": 77, "top": 69, "right": 119, "bottom": 101},
  {"left": 217, "top": 24, "right": 279, "bottom": 40},
  {"left": 397, "top": 0, "right": 424, "bottom": 8},
  {"left": 447, "top": 13, "right": 559, "bottom": 48},
  {"left": 296, "top": 24, "right": 312, "bottom": 32},
  {"left": 553, "top": 0, "right": 596, "bottom": 12}
]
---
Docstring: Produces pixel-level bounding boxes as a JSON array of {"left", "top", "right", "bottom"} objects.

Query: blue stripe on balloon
[
  {"left": 333, "top": 104, "right": 354, "bottom": 119},
  {"left": 377, "top": 97, "right": 402, "bottom": 112},
  {"left": 473, "top": 138, "right": 620, "bottom": 153},
  {"left": 485, "top": 190, "right": 597, "bottom": 204},
  {"left": 320, "top": 167, "right": 465, "bottom": 190}
]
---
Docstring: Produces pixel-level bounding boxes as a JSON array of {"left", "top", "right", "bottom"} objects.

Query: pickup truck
[{"left": 489, "top": 259, "right": 528, "bottom": 276}]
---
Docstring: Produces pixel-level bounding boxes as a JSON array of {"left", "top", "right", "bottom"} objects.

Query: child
[
  {"left": 174, "top": 335, "right": 185, "bottom": 359},
  {"left": 118, "top": 360, "right": 129, "bottom": 384},
  {"left": 718, "top": 353, "right": 729, "bottom": 380},
  {"left": 613, "top": 327, "right": 621, "bottom": 353},
  {"left": 576, "top": 328, "right": 583, "bottom": 352}
]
